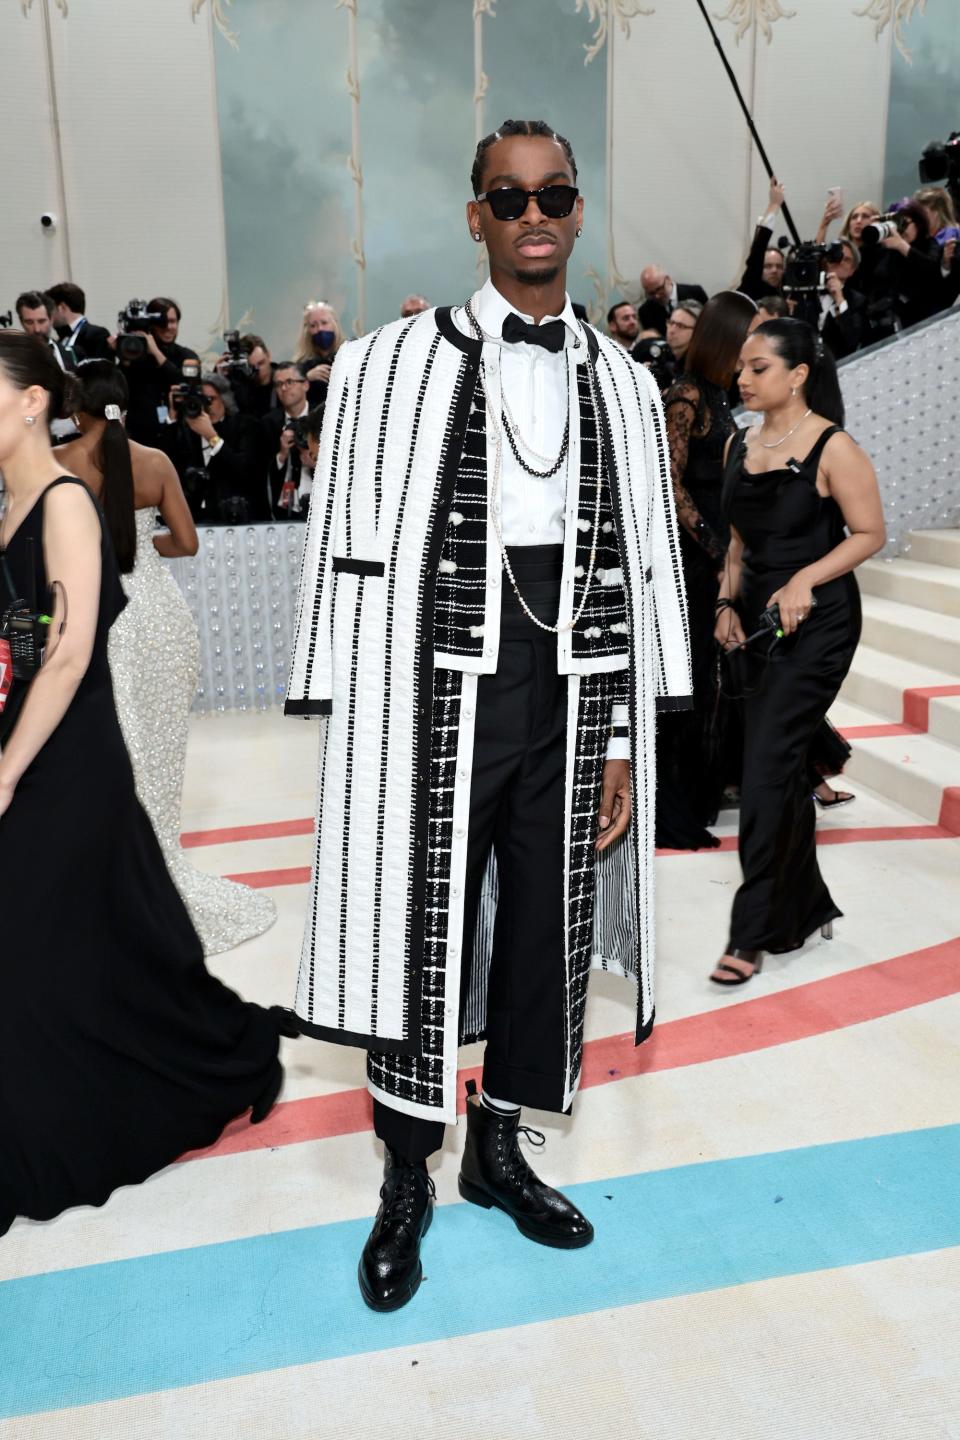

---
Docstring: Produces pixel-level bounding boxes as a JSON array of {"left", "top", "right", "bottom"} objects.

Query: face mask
[{"left": 312, "top": 329, "right": 336, "bottom": 352}]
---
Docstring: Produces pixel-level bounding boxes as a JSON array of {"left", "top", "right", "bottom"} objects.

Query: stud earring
[
  {"left": 24, "top": 415, "right": 36, "bottom": 426},
  {"left": 576, "top": 228, "right": 582, "bottom": 237},
  {"left": 473, "top": 231, "right": 482, "bottom": 241},
  {"left": 791, "top": 387, "right": 797, "bottom": 398}
]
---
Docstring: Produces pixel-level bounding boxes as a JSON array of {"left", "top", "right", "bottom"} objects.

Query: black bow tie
[{"left": 501, "top": 312, "right": 567, "bottom": 353}]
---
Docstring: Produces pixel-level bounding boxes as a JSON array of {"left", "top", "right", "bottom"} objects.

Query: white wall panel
[
  {"left": 610, "top": 3, "right": 894, "bottom": 301},
  {"left": 0, "top": 7, "right": 69, "bottom": 308},
  {"left": 2, "top": 0, "right": 227, "bottom": 356}
]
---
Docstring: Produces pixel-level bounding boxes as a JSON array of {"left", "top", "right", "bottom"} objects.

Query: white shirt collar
[{"left": 471, "top": 277, "right": 582, "bottom": 350}]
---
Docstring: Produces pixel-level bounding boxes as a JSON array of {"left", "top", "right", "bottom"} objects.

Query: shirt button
[
  {"left": 458, "top": 768, "right": 469, "bottom": 781},
  {"left": 448, "top": 943, "right": 459, "bottom": 957},
  {"left": 452, "top": 886, "right": 462, "bottom": 898},
  {"left": 488, "top": 576, "right": 500, "bottom": 589},
  {"left": 454, "top": 827, "right": 466, "bottom": 839},
  {"left": 445, "top": 1005, "right": 454, "bottom": 1017},
  {"left": 484, "top": 645, "right": 494, "bottom": 656},
  {"left": 463, "top": 707, "right": 474, "bottom": 719}
]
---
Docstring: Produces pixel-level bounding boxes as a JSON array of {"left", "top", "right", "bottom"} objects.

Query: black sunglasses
[{"left": 476, "top": 184, "right": 579, "bottom": 222}]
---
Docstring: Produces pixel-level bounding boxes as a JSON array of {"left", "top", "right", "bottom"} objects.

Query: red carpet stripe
[
  {"left": 181, "top": 818, "right": 315, "bottom": 848},
  {"left": 839, "top": 722, "right": 916, "bottom": 739},
  {"left": 225, "top": 822, "right": 957, "bottom": 887},
  {"left": 180, "top": 935, "right": 960, "bottom": 1163}
]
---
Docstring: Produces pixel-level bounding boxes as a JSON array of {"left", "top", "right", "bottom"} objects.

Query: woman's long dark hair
[
  {"left": 75, "top": 361, "right": 136, "bottom": 573},
  {"left": 754, "top": 318, "right": 845, "bottom": 427},
  {"left": 683, "top": 290, "right": 758, "bottom": 389}
]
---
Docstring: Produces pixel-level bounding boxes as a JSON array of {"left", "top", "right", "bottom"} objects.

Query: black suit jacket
[
  {"left": 261, "top": 408, "right": 310, "bottom": 520},
  {"left": 738, "top": 224, "right": 784, "bottom": 304},
  {"left": 61, "top": 318, "right": 113, "bottom": 365},
  {"left": 822, "top": 291, "right": 867, "bottom": 361},
  {"left": 638, "top": 282, "right": 709, "bottom": 336},
  {"left": 156, "top": 413, "right": 266, "bottom": 523}
]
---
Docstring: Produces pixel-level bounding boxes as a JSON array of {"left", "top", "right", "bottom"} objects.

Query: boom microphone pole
[{"left": 694, "top": 0, "right": 801, "bottom": 246}]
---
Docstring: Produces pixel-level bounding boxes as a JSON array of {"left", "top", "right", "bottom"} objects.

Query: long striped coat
[{"left": 286, "top": 306, "right": 690, "bottom": 1124}]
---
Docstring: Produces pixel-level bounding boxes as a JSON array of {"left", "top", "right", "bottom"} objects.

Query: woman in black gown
[
  {"left": 710, "top": 319, "right": 885, "bottom": 985},
  {"left": 0, "top": 333, "right": 290, "bottom": 1235},
  {"left": 657, "top": 291, "right": 758, "bottom": 850}
]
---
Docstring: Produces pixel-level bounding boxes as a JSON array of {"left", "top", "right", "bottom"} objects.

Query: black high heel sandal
[
  {"left": 813, "top": 787, "right": 855, "bottom": 808},
  {"left": 710, "top": 948, "right": 763, "bottom": 986}
]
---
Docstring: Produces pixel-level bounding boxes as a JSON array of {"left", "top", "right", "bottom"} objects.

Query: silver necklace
[
  {"left": 759, "top": 408, "right": 812, "bottom": 449},
  {"left": 462, "top": 301, "right": 603, "bottom": 636}
]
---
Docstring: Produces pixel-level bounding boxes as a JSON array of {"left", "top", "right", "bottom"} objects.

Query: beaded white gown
[{"left": 108, "top": 508, "right": 276, "bottom": 955}]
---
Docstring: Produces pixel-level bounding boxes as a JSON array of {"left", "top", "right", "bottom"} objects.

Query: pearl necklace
[
  {"left": 759, "top": 408, "right": 812, "bottom": 449},
  {"left": 462, "top": 301, "right": 604, "bottom": 636}
]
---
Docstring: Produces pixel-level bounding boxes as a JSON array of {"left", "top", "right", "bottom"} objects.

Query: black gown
[
  {"left": 723, "top": 427, "right": 861, "bottom": 952},
  {"left": 0, "top": 478, "right": 283, "bottom": 1236},
  {"left": 655, "top": 376, "right": 734, "bottom": 849}
]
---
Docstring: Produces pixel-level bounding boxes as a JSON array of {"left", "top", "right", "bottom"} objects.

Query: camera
[
  {"left": 286, "top": 416, "right": 309, "bottom": 450},
  {"left": 169, "top": 358, "right": 205, "bottom": 421},
  {"left": 782, "top": 241, "right": 845, "bottom": 295},
  {"left": 222, "top": 329, "right": 252, "bottom": 379},
  {"left": 919, "top": 131, "right": 960, "bottom": 211},
  {"left": 116, "top": 299, "right": 165, "bottom": 362},
  {"left": 40, "top": 212, "right": 58, "bottom": 230},
  {"left": 632, "top": 336, "right": 675, "bottom": 391},
  {"left": 0, "top": 311, "right": 12, "bottom": 329},
  {"left": 860, "top": 212, "right": 911, "bottom": 248}
]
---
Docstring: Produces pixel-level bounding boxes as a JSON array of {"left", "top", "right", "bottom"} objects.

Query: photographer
[
  {"left": 914, "top": 186, "right": 960, "bottom": 308},
  {"left": 861, "top": 201, "right": 943, "bottom": 338},
  {"left": 739, "top": 177, "right": 788, "bottom": 301},
  {"left": 46, "top": 282, "right": 112, "bottom": 363},
  {"left": 217, "top": 332, "right": 278, "bottom": 420},
  {"left": 158, "top": 370, "right": 265, "bottom": 524},
  {"left": 814, "top": 239, "right": 867, "bottom": 360},
  {"left": 114, "top": 297, "right": 199, "bottom": 447},
  {"left": 292, "top": 301, "right": 344, "bottom": 407},
  {"left": 261, "top": 362, "right": 314, "bottom": 519}
]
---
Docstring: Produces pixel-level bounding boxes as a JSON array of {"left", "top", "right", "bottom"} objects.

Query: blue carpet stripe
[{"left": 2, "top": 1125, "right": 959, "bottom": 1419}]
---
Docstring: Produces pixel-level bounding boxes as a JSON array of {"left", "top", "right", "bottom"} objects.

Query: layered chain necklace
[{"left": 461, "top": 300, "right": 604, "bottom": 636}]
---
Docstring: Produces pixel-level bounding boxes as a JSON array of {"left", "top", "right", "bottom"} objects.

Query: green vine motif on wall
[{"left": 854, "top": 0, "right": 926, "bottom": 64}]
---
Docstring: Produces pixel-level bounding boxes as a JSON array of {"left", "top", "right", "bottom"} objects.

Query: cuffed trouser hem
[{"left": 481, "top": 1058, "right": 571, "bottom": 1117}]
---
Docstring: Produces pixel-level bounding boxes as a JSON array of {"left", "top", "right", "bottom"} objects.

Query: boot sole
[
  {"left": 458, "top": 1176, "right": 594, "bottom": 1249},
  {"left": 357, "top": 1204, "right": 433, "bottom": 1312}
]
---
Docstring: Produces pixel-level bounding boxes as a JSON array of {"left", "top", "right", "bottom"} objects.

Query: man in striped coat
[{"left": 286, "top": 120, "right": 691, "bottom": 1310}]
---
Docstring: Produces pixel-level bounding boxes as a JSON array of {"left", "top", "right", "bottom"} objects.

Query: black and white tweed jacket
[{"left": 286, "top": 304, "right": 691, "bottom": 1122}]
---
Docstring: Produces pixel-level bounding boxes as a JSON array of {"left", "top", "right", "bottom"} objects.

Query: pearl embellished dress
[{"left": 108, "top": 509, "right": 276, "bottom": 954}]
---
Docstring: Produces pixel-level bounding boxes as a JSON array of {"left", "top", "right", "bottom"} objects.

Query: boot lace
[
  {"left": 496, "top": 1124, "right": 546, "bottom": 1190},
  {"left": 380, "top": 1165, "right": 436, "bottom": 1230}
]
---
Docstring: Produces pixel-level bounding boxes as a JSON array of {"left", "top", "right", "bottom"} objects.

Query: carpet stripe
[
  {"left": 182, "top": 935, "right": 960, "bottom": 1161},
  {"left": 3, "top": 1126, "right": 959, "bottom": 1418}
]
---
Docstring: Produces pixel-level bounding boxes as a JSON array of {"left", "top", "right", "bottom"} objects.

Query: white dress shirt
[
  {"left": 454, "top": 279, "right": 629, "bottom": 761},
  {"left": 458, "top": 277, "right": 579, "bottom": 545}
]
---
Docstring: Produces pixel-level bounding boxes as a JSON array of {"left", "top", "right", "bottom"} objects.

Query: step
[
  {"left": 859, "top": 557, "right": 960, "bottom": 619},
  {"left": 904, "top": 529, "right": 960, "bottom": 569},
  {"left": 833, "top": 701, "right": 960, "bottom": 828},
  {"left": 929, "top": 694, "right": 960, "bottom": 750},
  {"left": 841, "top": 643, "right": 960, "bottom": 725},
  {"left": 859, "top": 595, "right": 960, "bottom": 676}
]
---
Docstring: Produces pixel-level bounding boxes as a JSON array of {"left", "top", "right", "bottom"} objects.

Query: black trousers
[{"left": 374, "top": 548, "right": 569, "bottom": 1163}]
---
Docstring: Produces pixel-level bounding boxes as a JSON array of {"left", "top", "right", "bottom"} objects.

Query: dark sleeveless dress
[
  {"left": 0, "top": 478, "right": 282, "bottom": 1236},
  {"left": 722, "top": 427, "right": 861, "bottom": 952}
]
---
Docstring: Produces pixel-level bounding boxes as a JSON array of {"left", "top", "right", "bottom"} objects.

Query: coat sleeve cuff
[
  {"left": 656, "top": 694, "right": 693, "bottom": 714},
  {"left": 284, "top": 698, "right": 332, "bottom": 717}
]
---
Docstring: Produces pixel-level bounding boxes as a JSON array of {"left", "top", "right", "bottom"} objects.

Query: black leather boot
[
  {"left": 457, "top": 1081, "right": 593, "bottom": 1248},
  {"left": 358, "top": 1148, "right": 435, "bottom": 1312}
]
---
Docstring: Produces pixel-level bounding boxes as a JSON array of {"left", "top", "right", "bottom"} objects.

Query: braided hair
[{"left": 471, "top": 119, "right": 578, "bottom": 196}]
